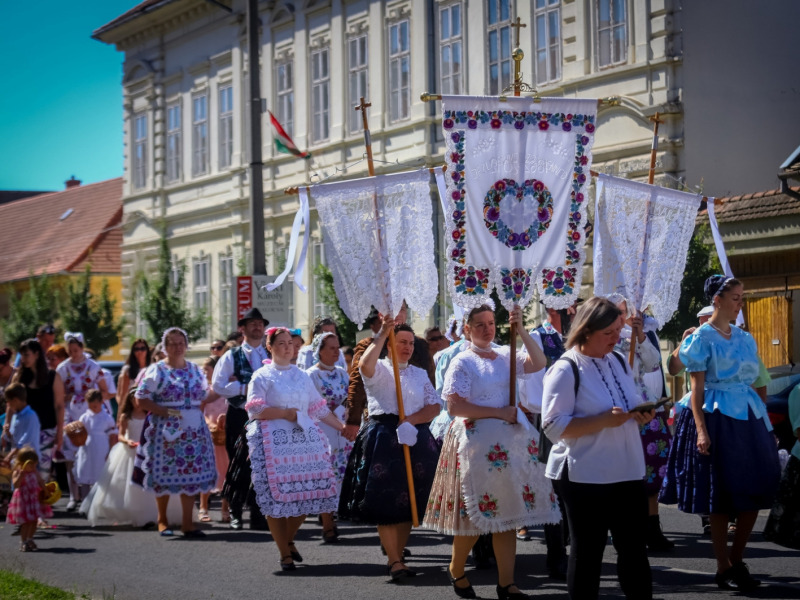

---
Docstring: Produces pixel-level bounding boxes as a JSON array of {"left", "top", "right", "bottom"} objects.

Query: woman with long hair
[
  {"left": 116, "top": 339, "right": 151, "bottom": 409},
  {"left": 660, "top": 276, "right": 781, "bottom": 590}
]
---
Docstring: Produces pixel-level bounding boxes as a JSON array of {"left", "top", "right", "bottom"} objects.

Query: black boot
[{"left": 646, "top": 514, "right": 674, "bottom": 551}]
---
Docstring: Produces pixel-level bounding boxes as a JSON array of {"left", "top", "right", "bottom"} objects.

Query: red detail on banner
[{"left": 237, "top": 276, "right": 253, "bottom": 321}]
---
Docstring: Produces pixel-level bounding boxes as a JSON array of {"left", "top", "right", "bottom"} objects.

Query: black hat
[
  {"left": 238, "top": 308, "right": 270, "bottom": 327},
  {"left": 366, "top": 307, "right": 380, "bottom": 326}
]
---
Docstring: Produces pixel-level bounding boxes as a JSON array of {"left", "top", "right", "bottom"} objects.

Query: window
[
  {"left": 388, "top": 19, "right": 410, "bottom": 122},
  {"left": 597, "top": 0, "right": 627, "bottom": 68},
  {"left": 219, "top": 84, "right": 233, "bottom": 169},
  {"left": 312, "top": 242, "right": 329, "bottom": 317},
  {"left": 275, "top": 60, "right": 294, "bottom": 137},
  {"left": 348, "top": 34, "right": 369, "bottom": 133},
  {"left": 219, "top": 254, "right": 234, "bottom": 332},
  {"left": 192, "top": 93, "right": 208, "bottom": 176},
  {"left": 166, "top": 103, "right": 181, "bottom": 182},
  {"left": 439, "top": 2, "right": 463, "bottom": 95},
  {"left": 534, "top": 0, "right": 561, "bottom": 84},
  {"left": 310, "top": 48, "right": 330, "bottom": 143},
  {"left": 193, "top": 257, "right": 209, "bottom": 337},
  {"left": 132, "top": 113, "right": 147, "bottom": 189},
  {"left": 170, "top": 258, "right": 181, "bottom": 290},
  {"left": 487, "top": 0, "right": 512, "bottom": 95}
]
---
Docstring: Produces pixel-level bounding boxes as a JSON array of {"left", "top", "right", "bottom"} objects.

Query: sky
[{"left": 0, "top": 1, "right": 138, "bottom": 191}]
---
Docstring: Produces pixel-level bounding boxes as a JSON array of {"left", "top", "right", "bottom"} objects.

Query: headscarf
[
  {"left": 64, "top": 331, "right": 85, "bottom": 346},
  {"left": 311, "top": 332, "right": 337, "bottom": 365},
  {"left": 161, "top": 327, "right": 189, "bottom": 349},
  {"left": 703, "top": 275, "right": 733, "bottom": 304}
]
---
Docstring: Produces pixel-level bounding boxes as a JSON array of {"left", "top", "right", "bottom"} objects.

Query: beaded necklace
[{"left": 591, "top": 356, "right": 630, "bottom": 411}]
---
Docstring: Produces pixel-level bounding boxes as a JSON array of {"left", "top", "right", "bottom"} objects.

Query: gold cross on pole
[
  {"left": 510, "top": 17, "right": 526, "bottom": 48},
  {"left": 354, "top": 96, "right": 375, "bottom": 176}
]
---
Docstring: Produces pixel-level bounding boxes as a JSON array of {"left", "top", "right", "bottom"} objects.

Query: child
[
  {"left": 6, "top": 446, "right": 52, "bottom": 551},
  {"left": 75, "top": 389, "right": 117, "bottom": 500},
  {"left": 3, "top": 383, "right": 41, "bottom": 458}
]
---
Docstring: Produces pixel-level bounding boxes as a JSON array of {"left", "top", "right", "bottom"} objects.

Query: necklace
[{"left": 708, "top": 321, "right": 732, "bottom": 337}]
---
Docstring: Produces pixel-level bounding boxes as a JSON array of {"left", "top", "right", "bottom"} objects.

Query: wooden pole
[
  {"left": 628, "top": 112, "right": 664, "bottom": 367},
  {"left": 355, "top": 97, "right": 420, "bottom": 527}
]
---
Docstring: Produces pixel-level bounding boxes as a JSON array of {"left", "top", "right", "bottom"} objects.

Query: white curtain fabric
[
  {"left": 707, "top": 198, "right": 745, "bottom": 326},
  {"left": 312, "top": 168, "right": 439, "bottom": 327},
  {"left": 594, "top": 174, "right": 702, "bottom": 326},
  {"left": 439, "top": 95, "right": 597, "bottom": 311}
]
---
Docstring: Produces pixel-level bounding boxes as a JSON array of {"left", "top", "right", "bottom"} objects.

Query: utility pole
[{"left": 247, "top": 0, "right": 266, "bottom": 275}]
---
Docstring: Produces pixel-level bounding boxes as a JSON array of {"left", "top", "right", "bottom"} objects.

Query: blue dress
[{"left": 659, "top": 324, "right": 780, "bottom": 514}]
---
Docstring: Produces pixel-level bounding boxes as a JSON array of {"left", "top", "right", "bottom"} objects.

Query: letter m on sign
[{"left": 237, "top": 276, "right": 253, "bottom": 321}]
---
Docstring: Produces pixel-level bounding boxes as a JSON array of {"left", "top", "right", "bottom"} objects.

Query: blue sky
[{"left": 0, "top": 1, "right": 137, "bottom": 191}]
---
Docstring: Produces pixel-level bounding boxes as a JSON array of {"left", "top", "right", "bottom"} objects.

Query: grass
[{"left": 0, "top": 569, "right": 77, "bottom": 600}]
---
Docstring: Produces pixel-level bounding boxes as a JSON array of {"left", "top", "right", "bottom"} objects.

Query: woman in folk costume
[
  {"left": 608, "top": 294, "right": 675, "bottom": 551},
  {"left": 660, "top": 276, "right": 780, "bottom": 591},
  {"left": 424, "top": 304, "right": 560, "bottom": 600},
  {"left": 338, "top": 315, "right": 441, "bottom": 583},
  {"left": 306, "top": 331, "right": 354, "bottom": 543},
  {"left": 245, "top": 327, "right": 346, "bottom": 571}
]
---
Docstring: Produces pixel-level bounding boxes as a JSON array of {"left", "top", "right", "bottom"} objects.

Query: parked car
[{"left": 765, "top": 369, "right": 800, "bottom": 452}]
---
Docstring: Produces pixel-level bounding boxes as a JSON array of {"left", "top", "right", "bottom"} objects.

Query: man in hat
[{"left": 212, "top": 307, "right": 269, "bottom": 530}]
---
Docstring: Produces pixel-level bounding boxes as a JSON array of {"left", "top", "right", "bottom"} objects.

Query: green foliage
[
  {"left": 136, "top": 227, "right": 208, "bottom": 343},
  {"left": 660, "top": 223, "right": 722, "bottom": 343},
  {"left": 312, "top": 264, "right": 357, "bottom": 347},
  {"left": 61, "top": 264, "right": 124, "bottom": 357},
  {"left": 489, "top": 289, "right": 538, "bottom": 344},
  {"left": 0, "top": 272, "right": 60, "bottom": 348}
]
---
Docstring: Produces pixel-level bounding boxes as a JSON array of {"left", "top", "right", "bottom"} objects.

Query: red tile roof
[
  {"left": 0, "top": 178, "right": 123, "bottom": 283},
  {"left": 699, "top": 186, "right": 800, "bottom": 223}
]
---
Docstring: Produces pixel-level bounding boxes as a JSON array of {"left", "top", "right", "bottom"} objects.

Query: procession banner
[
  {"left": 313, "top": 168, "right": 439, "bottom": 326},
  {"left": 594, "top": 174, "right": 701, "bottom": 326},
  {"left": 707, "top": 198, "right": 745, "bottom": 326},
  {"left": 440, "top": 95, "right": 597, "bottom": 311}
]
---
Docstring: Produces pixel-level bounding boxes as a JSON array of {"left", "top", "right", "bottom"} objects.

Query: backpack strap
[
  {"left": 556, "top": 356, "right": 580, "bottom": 396},
  {"left": 610, "top": 350, "right": 629, "bottom": 374}
]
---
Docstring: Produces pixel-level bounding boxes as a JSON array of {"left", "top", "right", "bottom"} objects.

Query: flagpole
[
  {"left": 247, "top": 0, "right": 266, "bottom": 275},
  {"left": 627, "top": 112, "right": 664, "bottom": 367},
  {"left": 355, "top": 97, "right": 420, "bottom": 528}
]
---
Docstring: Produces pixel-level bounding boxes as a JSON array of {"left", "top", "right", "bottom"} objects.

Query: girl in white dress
[
  {"left": 75, "top": 390, "right": 117, "bottom": 498},
  {"left": 81, "top": 387, "right": 184, "bottom": 527}
]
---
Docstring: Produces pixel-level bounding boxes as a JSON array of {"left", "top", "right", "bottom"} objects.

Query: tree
[
  {"left": 61, "top": 264, "right": 125, "bottom": 357},
  {"left": 136, "top": 227, "right": 208, "bottom": 343},
  {"left": 1, "top": 272, "right": 60, "bottom": 348},
  {"left": 659, "top": 223, "right": 721, "bottom": 343},
  {"left": 312, "top": 264, "right": 358, "bottom": 347}
]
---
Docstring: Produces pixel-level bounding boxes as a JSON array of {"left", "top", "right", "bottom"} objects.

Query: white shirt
[
  {"left": 518, "top": 330, "right": 548, "bottom": 413},
  {"left": 361, "top": 359, "right": 439, "bottom": 417},
  {"left": 211, "top": 341, "right": 269, "bottom": 404},
  {"left": 541, "top": 348, "right": 646, "bottom": 484},
  {"left": 443, "top": 346, "right": 529, "bottom": 408}
]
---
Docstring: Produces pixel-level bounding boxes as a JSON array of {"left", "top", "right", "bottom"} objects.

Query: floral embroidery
[
  {"left": 527, "top": 439, "right": 539, "bottom": 462},
  {"left": 540, "top": 266, "right": 576, "bottom": 298},
  {"left": 483, "top": 178, "right": 553, "bottom": 251},
  {"left": 478, "top": 492, "right": 499, "bottom": 518},
  {"left": 463, "top": 419, "right": 477, "bottom": 437},
  {"left": 454, "top": 265, "right": 490, "bottom": 296},
  {"left": 443, "top": 109, "right": 595, "bottom": 131},
  {"left": 522, "top": 485, "right": 536, "bottom": 511},
  {"left": 499, "top": 268, "right": 533, "bottom": 303},
  {"left": 486, "top": 443, "right": 510, "bottom": 472}
]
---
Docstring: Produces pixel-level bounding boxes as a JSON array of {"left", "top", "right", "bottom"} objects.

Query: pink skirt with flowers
[{"left": 6, "top": 472, "right": 52, "bottom": 525}]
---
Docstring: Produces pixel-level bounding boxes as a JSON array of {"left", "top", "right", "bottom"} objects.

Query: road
[{"left": 1, "top": 498, "right": 799, "bottom": 600}]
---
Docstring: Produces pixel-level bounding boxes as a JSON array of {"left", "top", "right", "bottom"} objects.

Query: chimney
[{"left": 65, "top": 175, "right": 81, "bottom": 189}]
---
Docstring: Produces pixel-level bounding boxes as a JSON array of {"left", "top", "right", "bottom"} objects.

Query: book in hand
[{"left": 629, "top": 398, "right": 671, "bottom": 414}]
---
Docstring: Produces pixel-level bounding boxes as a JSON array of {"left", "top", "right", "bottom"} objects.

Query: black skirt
[{"left": 338, "top": 414, "right": 440, "bottom": 526}]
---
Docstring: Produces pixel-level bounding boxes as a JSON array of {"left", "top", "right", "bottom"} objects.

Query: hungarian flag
[{"left": 268, "top": 111, "right": 311, "bottom": 159}]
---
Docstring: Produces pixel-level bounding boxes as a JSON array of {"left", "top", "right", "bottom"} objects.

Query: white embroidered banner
[
  {"left": 440, "top": 96, "right": 597, "bottom": 311},
  {"left": 707, "top": 198, "right": 745, "bottom": 326},
  {"left": 313, "top": 168, "right": 439, "bottom": 327},
  {"left": 594, "top": 174, "right": 702, "bottom": 326}
]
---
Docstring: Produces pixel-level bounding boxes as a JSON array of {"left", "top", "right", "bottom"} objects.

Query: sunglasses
[
  {"left": 210, "top": 345, "right": 224, "bottom": 351},
  {"left": 427, "top": 335, "right": 446, "bottom": 343},
  {"left": 133, "top": 346, "right": 148, "bottom": 352}
]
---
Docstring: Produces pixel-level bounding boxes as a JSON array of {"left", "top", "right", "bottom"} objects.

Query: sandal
[
  {"left": 322, "top": 528, "right": 340, "bottom": 544},
  {"left": 280, "top": 555, "right": 296, "bottom": 572},
  {"left": 448, "top": 569, "right": 477, "bottom": 599},
  {"left": 25, "top": 540, "right": 38, "bottom": 551},
  {"left": 198, "top": 509, "right": 211, "bottom": 523},
  {"left": 388, "top": 560, "right": 416, "bottom": 583},
  {"left": 288, "top": 541, "right": 303, "bottom": 563}
]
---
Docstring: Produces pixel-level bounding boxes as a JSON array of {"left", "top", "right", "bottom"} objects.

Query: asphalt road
[{"left": 1, "top": 498, "right": 799, "bottom": 600}]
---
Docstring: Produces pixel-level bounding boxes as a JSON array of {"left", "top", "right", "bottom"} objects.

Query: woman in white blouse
[
  {"left": 542, "top": 297, "right": 656, "bottom": 600},
  {"left": 338, "top": 316, "right": 441, "bottom": 583}
]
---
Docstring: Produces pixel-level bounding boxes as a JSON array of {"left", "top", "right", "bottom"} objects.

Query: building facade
[{"left": 94, "top": 0, "right": 800, "bottom": 358}]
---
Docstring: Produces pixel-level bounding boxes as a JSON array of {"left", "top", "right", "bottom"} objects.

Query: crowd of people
[{"left": 1, "top": 274, "right": 798, "bottom": 599}]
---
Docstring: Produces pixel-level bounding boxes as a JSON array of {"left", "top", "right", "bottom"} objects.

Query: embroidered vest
[
  {"left": 228, "top": 346, "right": 256, "bottom": 409},
  {"left": 536, "top": 325, "right": 566, "bottom": 368}
]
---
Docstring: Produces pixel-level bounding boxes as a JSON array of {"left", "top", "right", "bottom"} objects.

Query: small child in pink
[{"left": 6, "top": 446, "right": 52, "bottom": 551}]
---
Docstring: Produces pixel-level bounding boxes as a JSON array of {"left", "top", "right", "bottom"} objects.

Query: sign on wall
[{"left": 236, "top": 275, "right": 291, "bottom": 327}]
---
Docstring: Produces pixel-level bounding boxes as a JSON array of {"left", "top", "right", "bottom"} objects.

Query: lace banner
[
  {"left": 440, "top": 95, "right": 597, "bottom": 311},
  {"left": 594, "top": 174, "right": 701, "bottom": 326},
  {"left": 313, "top": 168, "right": 439, "bottom": 326}
]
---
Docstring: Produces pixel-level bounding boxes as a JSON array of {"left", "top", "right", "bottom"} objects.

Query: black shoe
[
  {"left": 448, "top": 569, "right": 477, "bottom": 599},
  {"left": 546, "top": 557, "right": 568, "bottom": 580},
  {"left": 388, "top": 561, "right": 416, "bottom": 583},
  {"left": 288, "top": 542, "right": 303, "bottom": 563},
  {"left": 496, "top": 583, "right": 528, "bottom": 600},
  {"left": 730, "top": 562, "right": 761, "bottom": 591},
  {"left": 229, "top": 517, "right": 243, "bottom": 530},
  {"left": 646, "top": 515, "right": 674, "bottom": 551},
  {"left": 280, "top": 556, "right": 296, "bottom": 572}
]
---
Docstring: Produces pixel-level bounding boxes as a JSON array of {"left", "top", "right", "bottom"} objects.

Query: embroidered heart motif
[{"left": 483, "top": 178, "right": 553, "bottom": 251}]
